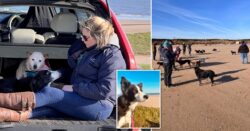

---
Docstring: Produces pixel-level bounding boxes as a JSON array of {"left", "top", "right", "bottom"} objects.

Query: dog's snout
[
  {"left": 33, "top": 65, "right": 37, "bottom": 69},
  {"left": 144, "top": 95, "right": 149, "bottom": 99}
]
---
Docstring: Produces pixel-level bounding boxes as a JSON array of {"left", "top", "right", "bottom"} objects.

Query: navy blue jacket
[
  {"left": 68, "top": 39, "right": 126, "bottom": 105},
  {"left": 162, "top": 49, "right": 175, "bottom": 64}
]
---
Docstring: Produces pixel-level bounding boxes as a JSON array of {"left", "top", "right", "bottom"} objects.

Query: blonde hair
[{"left": 80, "top": 16, "right": 114, "bottom": 48}]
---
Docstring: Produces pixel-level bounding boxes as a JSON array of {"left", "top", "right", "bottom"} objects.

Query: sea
[
  {"left": 0, "top": 0, "right": 151, "bottom": 21},
  {"left": 108, "top": 0, "right": 151, "bottom": 20}
]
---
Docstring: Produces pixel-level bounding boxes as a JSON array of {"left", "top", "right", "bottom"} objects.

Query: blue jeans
[
  {"left": 240, "top": 53, "right": 248, "bottom": 64},
  {"left": 30, "top": 86, "right": 113, "bottom": 120}
]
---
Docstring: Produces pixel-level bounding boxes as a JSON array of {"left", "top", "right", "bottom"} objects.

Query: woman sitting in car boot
[{"left": 0, "top": 16, "right": 126, "bottom": 122}]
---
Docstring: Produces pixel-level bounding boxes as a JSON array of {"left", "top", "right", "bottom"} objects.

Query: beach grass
[
  {"left": 127, "top": 32, "right": 151, "bottom": 55},
  {"left": 134, "top": 106, "right": 160, "bottom": 128},
  {"left": 139, "top": 64, "right": 151, "bottom": 69}
]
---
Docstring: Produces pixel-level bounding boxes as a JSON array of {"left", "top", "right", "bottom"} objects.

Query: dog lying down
[
  {"left": 16, "top": 51, "right": 50, "bottom": 80},
  {"left": 0, "top": 70, "right": 61, "bottom": 93},
  {"left": 194, "top": 66, "right": 217, "bottom": 86}
]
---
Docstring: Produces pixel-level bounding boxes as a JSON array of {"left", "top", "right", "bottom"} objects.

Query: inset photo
[{"left": 116, "top": 70, "right": 161, "bottom": 129}]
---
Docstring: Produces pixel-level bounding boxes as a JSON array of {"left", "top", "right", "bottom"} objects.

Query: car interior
[
  {"left": 0, "top": 6, "right": 94, "bottom": 44},
  {"left": 0, "top": 5, "right": 108, "bottom": 79}
]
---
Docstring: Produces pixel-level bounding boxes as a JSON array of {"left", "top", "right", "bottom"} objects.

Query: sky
[
  {"left": 153, "top": 0, "right": 250, "bottom": 39},
  {"left": 117, "top": 71, "right": 160, "bottom": 96}
]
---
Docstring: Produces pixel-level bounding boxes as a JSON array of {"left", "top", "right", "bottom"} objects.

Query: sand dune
[{"left": 153, "top": 44, "right": 250, "bottom": 131}]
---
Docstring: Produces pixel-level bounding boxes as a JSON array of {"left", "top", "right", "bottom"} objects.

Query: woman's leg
[
  {"left": 35, "top": 86, "right": 113, "bottom": 120},
  {"left": 30, "top": 107, "right": 70, "bottom": 118}
]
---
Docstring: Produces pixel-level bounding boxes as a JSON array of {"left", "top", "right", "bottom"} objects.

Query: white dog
[{"left": 16, "top": 51, "right": 49, "bottom": 80}]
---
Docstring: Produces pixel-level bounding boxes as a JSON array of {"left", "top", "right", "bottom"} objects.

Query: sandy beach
[
  {"left": 119, "top": 19, "right": 150, "bottom": 34},
  {"left": 139, "top": 94, "right": 160, "bottom": 108},
  {"left": 153, "top": 44, "right": 250, "bottom": 131}
]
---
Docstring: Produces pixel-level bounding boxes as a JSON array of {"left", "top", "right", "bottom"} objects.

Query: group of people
[
  {"left": 182, "top": 42, "right": 192, "bottom": 56},
  {"left": 0, "top": 16, "right": 126, "bottom": 122},
  {"left": 158, "top": 40, "right": 250, "bottom": 88}
]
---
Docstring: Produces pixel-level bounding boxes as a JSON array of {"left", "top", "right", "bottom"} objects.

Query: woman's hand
[{"left": 62, "top": 85, "right": 73, "bottom": 92}]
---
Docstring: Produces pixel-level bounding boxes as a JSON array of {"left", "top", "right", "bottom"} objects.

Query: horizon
[{"left": 153, "top": 0, "right": 250, "bottom": 39}]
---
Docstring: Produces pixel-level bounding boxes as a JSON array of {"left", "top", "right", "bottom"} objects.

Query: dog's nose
[
  {"left": 144, "top": 95, "right": 149, "bottom": 99},
  {"left": 33, "top": 65, "right": 37, "bottom": 69}
]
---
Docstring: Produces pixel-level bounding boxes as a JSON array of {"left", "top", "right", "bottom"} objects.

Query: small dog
[
  {"left": 176, "top": 59, "right": 191, "bottom": 67},
  {"left": 212, "top": 48, "right": 217, "bottom": 51},
  {"left": 0, "top": 70, "right": 61, "bottom": 93},
  {"left": 195, "top": 50, "right": 200, "bottom": 53},
  {"left": 231, "top": 50, "right": 236, "bottom": 55},
  {"left": 194, "top": 66, "right": 217, "bottom": 86},
  {"left": 118, "top": 77, "right": 149, "bottom": 128},
  {"left": 16, "top": 52, "right": 49, "bottom": 80},
  {"left": 195, "top": 50, "right": 205, "bottom": 54}
]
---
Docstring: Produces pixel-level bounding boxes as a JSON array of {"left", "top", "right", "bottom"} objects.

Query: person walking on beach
[
  {"left": 238, "top": 41, "right": 249, "bottom": 64},
  {"left": 182, "top": 42, "right": 186, "bottom": 55},
  {"left": 187, "top": 44, "right": 192, "bottom": 56},
  {"left": 162, "top": 40, "right": 175, "bottom": 87}
]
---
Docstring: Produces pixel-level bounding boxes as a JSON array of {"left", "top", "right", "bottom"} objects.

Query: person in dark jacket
[
  {"left": 238, "top": 41, "right": 249, "bottom": 64},
  {"left": 153, "top": 42, "right": 157, "bottom": 60},
  {"left": 0, "top": 16, "right": 126, "bottom": 121},
  {"left": 182, "top": 42, "right": 186, "bottom": 55},
  {"left": 187, "top": 44, "right": 192, "bottom": 56},
  {"left": 162, "top": 40, "right": 175, "bottom": 87}
]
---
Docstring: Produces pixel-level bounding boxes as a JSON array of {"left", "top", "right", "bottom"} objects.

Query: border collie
[
  {"left": 0, "top": 70, "right": 61, "bottom": 93},
  {"left": 117, "top": 76, "right": 149, "bottom": 128}
]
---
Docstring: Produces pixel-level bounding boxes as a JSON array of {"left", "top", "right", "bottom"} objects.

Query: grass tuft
[
  {"left": 127, "top": 32, "right": 151, "bottom": 55},
  {"left": 134, "top": 106, "right": 160, "bottom": 128}
]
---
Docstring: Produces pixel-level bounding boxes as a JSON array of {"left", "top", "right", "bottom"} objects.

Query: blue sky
[
  {"left": 117, "top": 71, "right": 160, "bottom": 96},
  {"left": 153, "top": 0, "right": 250, "bottom": 39}
]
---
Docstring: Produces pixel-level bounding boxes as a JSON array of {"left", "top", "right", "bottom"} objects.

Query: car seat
[
  {"left": 44, "top": 13, "right": 78, "bottom": 45},
  {"left": 11, "top": 29, "right": 45, "bottom": 44}
]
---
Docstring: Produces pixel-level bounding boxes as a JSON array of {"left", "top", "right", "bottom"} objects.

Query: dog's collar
[{"left": 26, "top": 71, "right": 37, "bottom": 77}]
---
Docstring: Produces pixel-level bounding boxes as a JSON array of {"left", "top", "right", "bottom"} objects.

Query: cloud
[{"left": 152, "top": 25, "right": 205, "bottom": 39}]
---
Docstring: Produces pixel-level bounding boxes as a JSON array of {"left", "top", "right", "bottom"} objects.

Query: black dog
[
  {"left": 0, "top": 70, "right": 61, "bottom": 93},
  {"left": 212, "top": 48, "right": 217, "bottom": 51},
  {"left": 195, "top": 50, "right": 200, "bottom": 53},
  {"left": 194, "top": 67, "right": 217, "bottom": 86},
  {"left": 195, "top": 50, "right": 205, "bottom": 54},
  {"left": 176, "top": 59, "right": 191, "bottom": 67},
  {"left": 231, "top": 50, "right": 236, "bottom": 55}
]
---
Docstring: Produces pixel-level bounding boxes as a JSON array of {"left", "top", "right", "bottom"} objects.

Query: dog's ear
[
  {"left": 121, "top": 76, "right": 130, "bottom": 94},
  {"left": 137, "top": 83, "right": 143, "bottom": 88},
  {"left": 43, "top": 54, "right": 49, "bottom": 59},
  {"left": 26, "top": 51, "right": 32, "bottom": 57}
]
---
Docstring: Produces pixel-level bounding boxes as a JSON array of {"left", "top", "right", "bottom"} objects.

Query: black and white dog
[
  {"left": 117, "top": 77, "right": 149, "bottom": 128},
  {"left": 0, "top": 70, "right": 61, "bottom": 93}
]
